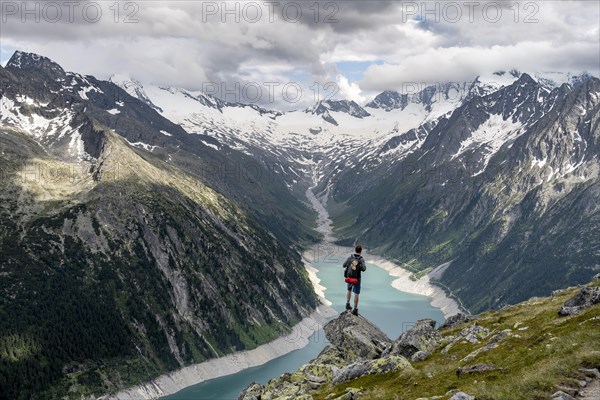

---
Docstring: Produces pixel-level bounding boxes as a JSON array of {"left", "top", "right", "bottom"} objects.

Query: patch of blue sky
[{"left": 335, "top": 60, "right": 384, "bottom": 83}]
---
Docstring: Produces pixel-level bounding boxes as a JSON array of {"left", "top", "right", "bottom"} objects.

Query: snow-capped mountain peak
[
  {"left": 532, "top": 71, "right": 595, "bottom": 91},
  {"left": 6, "top": 51, "right": 66, "bottom": 81},
  {"left": 305, "top": 99, "right": 370, "bottom": 125},
  {"left": 109, "top": 74, "right": 165, "bottom": 112},
  {"left": 365, "top": 91, "right": 408, "bottom": 111}
]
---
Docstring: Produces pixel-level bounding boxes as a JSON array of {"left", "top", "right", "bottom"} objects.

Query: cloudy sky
[{"left": 1, "top": 0, "right": 599, "bottom": 109}]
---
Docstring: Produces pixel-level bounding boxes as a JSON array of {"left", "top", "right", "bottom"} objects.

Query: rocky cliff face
[{"left": 240, "top": 278, "right": 600, "bottom": 400}]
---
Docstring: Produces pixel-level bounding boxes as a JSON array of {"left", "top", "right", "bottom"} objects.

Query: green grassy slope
[{"left": 316, "top": 282, "right": 600, "bottom": 400}]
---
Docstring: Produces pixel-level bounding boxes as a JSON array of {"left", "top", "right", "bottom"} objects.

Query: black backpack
[{"left": 344, "top": 257, "right": 360, "bottom": 279}]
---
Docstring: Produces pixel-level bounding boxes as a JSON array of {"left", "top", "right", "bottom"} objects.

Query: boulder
[
  {"left": 462, "top": 325, "right": 491, "bottom": 344},
  {"left": 550, "top": 391, "right": 576, "bottom": 400},
  {"left": 440, "top": 313, "right": 474, "bottom": 329},
  {"left": 332, "top": 355, "right": 413, "bottom": 384},
  {"left": 262, "top": 379, "right": 301, "bottom": 399},
  {"left": 449, "top": 392, "right": 475, "bottom": 400},
  {"left": 592, "top": 273, "right": 600, "bottom": 281},
  {"left": 238, "top": 382, "right": 263, "bottom": 400},
  {"left": 324, "top": 311, "right": 391, "bottom": 362},
  {"left": 383, "top": 319, "right": 440, "bottom": 359},
  {"left": 456, "top": 363, "right": 502, "bottom": 377},
  {"left": 558, "top": 287, "right": 600, "bottom": 316},
  {"left": 297, "top": 345, "right": 347, "bottom": 382},
  {"left": 556, "top": 386, "right": 579, "bottom": 397},
  {"left": 411, "top": 350, "right": 431, "bottom": 362},
  {"left": 579, "top": 367, "right": 600, "bottom": 378}
]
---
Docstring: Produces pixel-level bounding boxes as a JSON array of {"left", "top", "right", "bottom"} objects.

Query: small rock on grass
[
  {"left": 449, "top": 392, "right": 475, "bottom": 400},
  {"left": 456, "top": 363, "right": 501, "bottom": 377},
  {"left": 579, "top": 367, "right": 600, "bottom": 378},
  {"left": 550, "top": 391, "right": 576, "bottom": 400},
  {"left": 558, "top": 287, "right": 600, "bottom": 316}
]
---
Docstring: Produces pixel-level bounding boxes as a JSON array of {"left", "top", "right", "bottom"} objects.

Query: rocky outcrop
[
  {"left": 239, "top": 311, "right": 411, "bottom": 400},
  {"left": 460, "top": 329, "right": 512, "bottom": 363},
  {"left": 558, "top": 287, "right": 600, "bottom": 316},
  {"left": 382, "top": 319, "right": 440, "bottom": 361},
  {"left": 449, "top": 392, "right": 476, "bottom": 400},
  {"left": 550, "top": 390, "right": 577, "bottom": 400},
  {"left": 240, "top": 281, "right": 600, "bottom": 400},
  {"left": 439, "top": 313, "right": 474, "bottom": 329},
  {"left": 333, "top": 355, "right": 412, "bottom": 384},
  {"left": 440, "top": 324, "right": 491, "bottom": 354},
  {"left": 323, "top": 311, "right": 391, "bottom": 362}
]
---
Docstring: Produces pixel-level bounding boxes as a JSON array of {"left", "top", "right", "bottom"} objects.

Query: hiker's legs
[
  {"left": 346, "top": 283, "right": 361, "bottom": 313},
  {"left": 344, "top": 287, "right": 352, "bottom": 310},
  {"left": 352, "top": 283, "right": 361, "bottom": 315}
]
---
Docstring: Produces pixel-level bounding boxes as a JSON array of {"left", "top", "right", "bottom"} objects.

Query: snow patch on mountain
[
  {"left": 125, "top": 139, "right": 159, "bottom": 152},
  {"left": 453, "top": 113, "right": 523, "bottom": 175},
  {"left": 0, "top": 92, "right": 93, "bottom": 162},
  {"left": 109, "top": 74, "right": 163, "bottom": 111},
  {"left": 201, "top": 140, "right": 219, "bottom": 151},
  {"left": 460, "top": 114, "right": 523, "bottom": 153}
]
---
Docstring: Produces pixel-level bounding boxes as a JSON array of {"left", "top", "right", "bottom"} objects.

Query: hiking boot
[
  {"left": 352, "top": 308, "right": 358, "bottom": 316},
  {"left": 345, "top": 302, "right": 352, "bottom": 311}
]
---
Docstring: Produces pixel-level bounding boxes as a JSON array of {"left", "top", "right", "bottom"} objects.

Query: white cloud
[
  {"left": 336, "top": 75, "right": 365, "bottom": 104},
  {"left": 0, "top": 0, "right": 598, "bottom": 107},
  {"left": 360, "top": 40, "right": 600, "bottom": 91}
]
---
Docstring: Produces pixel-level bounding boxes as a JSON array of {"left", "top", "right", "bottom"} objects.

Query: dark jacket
[{"left": 343, "top": 253, "right": 367, "bottom": 282}]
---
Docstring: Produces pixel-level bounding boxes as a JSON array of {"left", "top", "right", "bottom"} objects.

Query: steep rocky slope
[
  {"left": 0, "top": 51, "right": 318, "bottom": 248},
  {"left": 0, "top": 52, "right": 320, "bottom": 399}
]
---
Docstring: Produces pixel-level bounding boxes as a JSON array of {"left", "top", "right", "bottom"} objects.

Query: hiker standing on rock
[{"left": 343, "top": 244, "right": 367, "bottom": 316}]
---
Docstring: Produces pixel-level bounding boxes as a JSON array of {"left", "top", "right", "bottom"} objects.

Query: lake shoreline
[
  {"left": 361, "top": 254, "right": 465, "bottom": 319},
  {"left": 317, "top": 244, "right": 464, "bottom": 320},
  {"left": 101, "top": 302, "right": 336, "bottom": 400},
  {"left": 304, "top": 184, "right": 463, "bottom": 320}
]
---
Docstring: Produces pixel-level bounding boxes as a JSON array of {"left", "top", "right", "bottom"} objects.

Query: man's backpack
[{"left": 345, "top": 258, "right": 360, "bottom": 280}]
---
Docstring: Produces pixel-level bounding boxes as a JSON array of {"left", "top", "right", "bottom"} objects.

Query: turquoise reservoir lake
[{"left": 162, "top": 255, "right": 445, "bottom": 400}]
